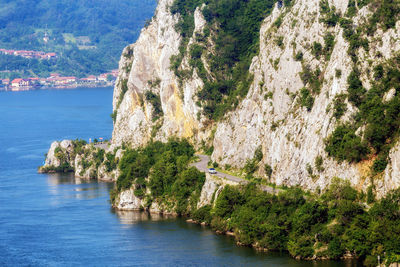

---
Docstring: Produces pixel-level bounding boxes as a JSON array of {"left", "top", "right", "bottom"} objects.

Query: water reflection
[
  {"left": 45, "top": 172, "right": 114, "bottom": 200},
  {"left": 114, "top": 210, "right": 176, "bottom": 225},
  {"left": 46, "top": 172, "right": 92, "bottom": 185}
]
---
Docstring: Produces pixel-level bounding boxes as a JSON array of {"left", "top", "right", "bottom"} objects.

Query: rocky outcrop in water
[{"left": 39, "top": 140, "right": 119, "bottom": 182}]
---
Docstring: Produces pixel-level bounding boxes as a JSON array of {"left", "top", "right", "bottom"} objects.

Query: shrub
[
  {"left": 93, "top": 149, "right": 105, "bottom": 168},
  {"left": 367, "top": 186, "right": 375, "bottom": 204},
  {"left": 244, "top": 159, "right": 258, "bottom": 177},
  {"left": 325, "top": 125, "right": 369, "bottom": 163},
  {"left": 299, "top": 87, "right": 314, "bottom": 111},
  {"left": 311, "top": 42, "right": 323, "bottom": 59},
  {"left": 288, "top": 236, "right": 314, "bottom": 259},
  {"left": 145, "top": 91, "right": 163, "bottom": 121},
  {"left": 109, "top": 188, "right": 119, "bottom": 204},
  {"left": 332, "top": 93, "right": 347, "bottom": 119},
  {"left": 320, "top": 0, "right": 340, "bottom": 27},
  {"left": 172, "top": 167, "right": 205, "bottom": 214},
  {"left": 335, "top": 69, "right": 342, "bottom": 78},
  {"left": 294, "top": 51, "right": 303, "bottom": 61},
  {"left": 364, "top": 255, "right": 378, "bottom": 267},
  {"left": 323, "top": 177, "right": 358, "bottom": 202},
  {"left": 274, "top": 15, "right": 283, "bottom": 28},
  {"left": 306, "top": 163, "right": 313, "bottom": 176},
  {"left": 134, "top": 188, "right": 145, "bottom": 198},
  {"left": 300, "top": 65, "right": 322, "bottom": 94},
  {"left": 210, "top": 216, "right": 228, "bottom": 232},
  {"left": 192, "top": 205, "right": 212, "bottom": 224},
  {"left": 323, "top": 32, "right": 335, "bottom": 61},
  {"left": 116, "top": 138, "right": 194, "bottom": 193},
  {"left": 254, "top": 145, "right": 263, "bottom": 162},
  {"left": 315, "top": 155, "right": 324, "bottom": 172},
  {"left": 117, "top": 79, "right": 129, "bottom": 108},
  {"left": 110, "top": 110, "right": 117, "bottom": 123},
  {"left": 264, "top": 164, "right": 273, "bottom": 178},
  {"left": 347, "top": 69, "right": 366, "bottom": 106},
  {"left": 372, "top": 152, "right": 388, "bottom": 173},
  {"left": 214, "top": 185, "right": 243, "bottom": 219},
  {"left": 327, "top": 237, "right": 345, "bottom": 259},
  {"left": 275, "top": 36, "right": 284, "bottom": 48}
]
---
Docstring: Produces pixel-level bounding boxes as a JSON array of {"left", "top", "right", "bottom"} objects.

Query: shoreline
[{"left": 1, "top": 83, "right": 115, "bottom": 92}]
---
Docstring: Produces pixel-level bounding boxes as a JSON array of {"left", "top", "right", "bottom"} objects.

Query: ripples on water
[{"left": 0, "top": 88, "right": 361, "bottom": 266}]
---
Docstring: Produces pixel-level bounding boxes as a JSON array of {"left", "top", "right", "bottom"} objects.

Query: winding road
[
  {"left": 91, "top": 143, "right": 279, "bottom": 194},
  {"left": 93, "top": 142, "right": 109, "bottom": 150},
  {"left": 191, "top": 154, "right": 280, "bottom": 194}
]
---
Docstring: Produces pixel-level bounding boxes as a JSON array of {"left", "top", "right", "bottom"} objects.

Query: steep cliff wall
[
  {"left": 112, "top": 0, "right": 400, "bottom": 197},
  {"left": 211, "top": 0, "right": 400, "bottom": 197},
  {"left": 112, "top": 0, "right": 209, "bottom": 147}
]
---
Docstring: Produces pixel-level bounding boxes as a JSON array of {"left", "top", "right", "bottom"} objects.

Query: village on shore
[
  {"left": 0, "top": 70, "right": 118, "bottom": 91},
  {"left": 0, "top": 48, "right": 57, "bottom": 60}
]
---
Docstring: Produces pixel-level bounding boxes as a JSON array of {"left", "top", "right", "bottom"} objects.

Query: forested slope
[{"left": 0, "top": 0, "right": 156, "bottom": 78}]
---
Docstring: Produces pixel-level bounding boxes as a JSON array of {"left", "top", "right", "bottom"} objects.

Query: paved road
[
  {"left": 191, "top": 154, "right": 279, "bottom": 194},
  {"left": 93, "top": 142, "right": 109, "bottom": 150},
  {"left": 88, "top": 146, "right": 279, "bottom": 194}
]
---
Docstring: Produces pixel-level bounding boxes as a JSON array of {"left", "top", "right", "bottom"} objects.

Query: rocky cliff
[
  {"left": 112, "top": 0, "right": 400, "bottom": 197},
  {"left": 39, "top": 140, "right": 120, "bottom": 182},
  {"left": 115, "top": 172, "right": 239, "bottom": 213},
  {"left": 112, "top": 0, "right": 208, "bottom": 147}
]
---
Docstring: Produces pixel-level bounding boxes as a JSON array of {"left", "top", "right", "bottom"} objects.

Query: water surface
[{"left": 0, "top": 88, "right": 359, "bottom": 266}]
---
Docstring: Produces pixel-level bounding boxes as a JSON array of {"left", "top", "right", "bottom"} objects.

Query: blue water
[{"left": 0, "top": 87, "right": 358, "bottom": 266}]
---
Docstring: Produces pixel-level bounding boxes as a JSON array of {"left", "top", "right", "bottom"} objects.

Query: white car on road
[{"left": 208, "top": 168, "right": 217, "bottom": 174}]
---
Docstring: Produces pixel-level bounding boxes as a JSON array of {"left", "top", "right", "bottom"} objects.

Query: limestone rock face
[
  {"left": 115, "top": 188, "right": 177, "bottom": 214},
  {"left": 212, "top": 0, "right": 358, "bottom": 192},
  {"left": 197, "top": 174, "right": 240, "bottom": 208},
  {"left": 210, "top": 0, "right": 400, "bottom": 194},
  {"left": 381, "top": 145, "right": 400, "bottom": 198},
  {"left": 112, "top": 0, "right": 206, "bottom": 147},
  {"left": 115, "top": 188, "right": 143, "bottom": 210},
  {"left": 43, "top": 140, "right": 74, "bottom": 168},
  {"left": 111, "top": 0, "right": 400, "bottom": 196}
]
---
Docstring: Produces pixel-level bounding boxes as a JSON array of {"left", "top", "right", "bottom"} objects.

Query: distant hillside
[{"left": 0, "top": 0, "right": 157, "bottom": 78}]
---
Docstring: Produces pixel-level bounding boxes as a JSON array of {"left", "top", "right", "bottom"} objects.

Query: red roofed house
[
  {"left": 0, "top": 49, "right": 14, "bottom": 55},
  {"left": 29, "top": 77, "right": 40, "bottom": 86},
  {"left": 46, "top": 53, "right": 57, "bottom": 59},
  {"left": 97, "top": 73, "right": 108, "bottom": 82},
  {"left": 11, "top": 78, "right": 30, "bottom": 89},
  {"left": 54, "top": 76, "right": 76, "bottom": 85},
  {"left": 87, "top": 75, "right": 97, "bottom": 82}
]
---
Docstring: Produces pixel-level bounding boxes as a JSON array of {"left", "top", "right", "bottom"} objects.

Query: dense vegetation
[
  {"left": 112, "top": 138, "right": 205, "bottom": 215},
  {"left": 170, "top": 0, "right": 291, "bottom": 120},
  {"left": 192, "top": 178, "right": 400, "bottom": 265},
  {"left": 323, "top": 0, "right": 400, "bottom": 173},
  {"left": 0, "top": 0, "right": 156, "bottom": 78},
  {"left": 326, "top": 54, "right": 400, "bottom": 173},
  {"left": 110, "top": 139, "right": 400, "bottom": 264}
]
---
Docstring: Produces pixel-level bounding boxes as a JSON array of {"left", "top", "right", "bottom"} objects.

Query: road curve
[
  {"left": 93, "top": 142, "right": 109, "bottom": 150},
  {"left": 191, "top": 154, "right": 279, "bottom": 194},
  {"left": 88, "top": 147, "right": 279, "bottom": 194}
]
